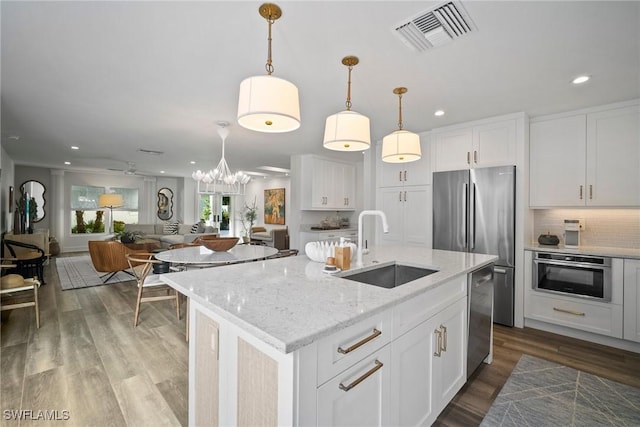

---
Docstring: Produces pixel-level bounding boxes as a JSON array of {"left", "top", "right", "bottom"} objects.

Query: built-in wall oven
[{"left": 533, "top": 252, "right": 612, "bottom": 302}]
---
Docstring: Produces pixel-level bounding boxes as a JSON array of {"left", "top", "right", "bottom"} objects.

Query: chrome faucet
[{"left": 357, "top": 210, "right": 389, "bottom": 267}]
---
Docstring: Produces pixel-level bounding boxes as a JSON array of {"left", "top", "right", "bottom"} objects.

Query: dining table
[{"left": 154, "top": 244, "right": 279, "bottom": 267}]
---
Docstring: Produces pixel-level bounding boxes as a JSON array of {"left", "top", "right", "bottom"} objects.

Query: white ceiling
[{"left": 2, "top": 1, "right": 639, "bottom": 178}]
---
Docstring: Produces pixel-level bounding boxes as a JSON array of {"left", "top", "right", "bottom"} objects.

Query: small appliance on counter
[
  {"left": 564, "top": 219, "right": 580, "bottom": 248},
  {"left": 537, "top": 232, "right": 560, "bottom": 246}
]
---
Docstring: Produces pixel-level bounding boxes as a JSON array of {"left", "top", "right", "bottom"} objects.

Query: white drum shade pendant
[
  {"left": 323, "top": 56, "right": 370, "bottom": 151},
  {"left": 237, "top": 3, "right": 300, "bottom": 133},
  {"left": 382, "top": 87, "right": 421, "bottom": 163}
]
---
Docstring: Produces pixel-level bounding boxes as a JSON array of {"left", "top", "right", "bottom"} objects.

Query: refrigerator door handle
[
  {"left": 470, "top": 183, "right": 476, "bottom": 250},
  {"left": 463, "top": 183, "right": 468, "bottom": 248},
  {"left": 494, "top": 267, "right": 507, "bottom": 274}
]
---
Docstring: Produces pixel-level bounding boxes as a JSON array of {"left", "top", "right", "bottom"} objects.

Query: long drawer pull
[
  {"left": 433, "top": 328, "right": 443, "bottom": 357},
  {"left": 441, "top": 325, "right": 447, "bottom": 352},
  {"left": 553, "top": 307, "right": 585, "bottom": 316},
  {"left": 337, "top": 328, "right": 382, "bottom": 354},
  {"left": 338, "top": 360, "right": 383, "bottom": 392}
]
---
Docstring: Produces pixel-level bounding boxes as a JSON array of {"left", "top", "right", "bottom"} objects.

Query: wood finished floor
[{"left": 2, "top": 254, "right": 640, "bottom": 426}]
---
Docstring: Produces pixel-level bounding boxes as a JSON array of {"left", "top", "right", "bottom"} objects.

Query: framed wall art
[{"left": 264, "top": 188, "right": 285, "bottom": 225}]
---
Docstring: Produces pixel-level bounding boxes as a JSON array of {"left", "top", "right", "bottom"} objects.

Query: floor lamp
[{"left": 98, "top": 193, "right": 124, "bottom": 234}]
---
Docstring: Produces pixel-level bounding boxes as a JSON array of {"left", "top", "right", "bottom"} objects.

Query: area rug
[
  {"left": 56, "top": 255, "right": 134, "bottom": 290},
  {"left": 481, "top": 354, "right": 640, "bottom": 426}
]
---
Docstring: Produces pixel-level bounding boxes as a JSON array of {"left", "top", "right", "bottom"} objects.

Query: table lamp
[{"left": 98, "top": 193, "right": 124, "bottom": 234}]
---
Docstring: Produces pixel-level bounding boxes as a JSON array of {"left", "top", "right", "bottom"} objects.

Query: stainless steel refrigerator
[{"left": 433, "top": 165, "right": 515, "bottom": 327}]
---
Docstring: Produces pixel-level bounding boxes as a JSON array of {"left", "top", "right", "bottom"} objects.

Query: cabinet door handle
[
  {"left": 338, "top": 360, "right": 383, "bottom": 392},
  {"left": 404, "top": 191, "right": 407, "bottom": 202},
  {"left": 589, "top": 184, "right": 593, "bottom": 200},
  {"left": 553, "top": 307, "right": 585, "bottom": 316},
  {"left": 441, "top": 325, "right": 447, "bottom": 352},
  {"left": 467, "top": 152, "right": 470, "bottom": 165},
  {"left": 403, "top": 170, "right": 407, "bottom": 181},
  {"left": 433, "top": 328, "right": 443, "bottom": 357},
  {"left": 337, "top": 328, "right": 382, "bottom": 354},
  {"left": 399, "top": 171, "right": 402, "bottom": 182},
  {"left": 399, "top": 191, "right": 402, "bottom": 202},
  {"left": 474, "top": 150, "right": 478, "bottom": 164},
  {"left": 579, "top": 185, "right": 583, "bottom": 200}
]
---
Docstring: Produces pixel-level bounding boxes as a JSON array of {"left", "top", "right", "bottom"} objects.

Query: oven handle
[{"left": 534, "top": 259, "right": 610, "bottom": 271}]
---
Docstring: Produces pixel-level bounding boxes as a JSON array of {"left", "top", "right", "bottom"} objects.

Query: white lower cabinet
[
  {"left": 189, "top": 274, "right": 474, "bottom": 426},
  {"left": 390, "top": 297, "right": 467, "bottom": 427},
  {"left": 317, "top": 346, "right": 391, "bottom": 427},
  {"left": 624, "top": 259, "right": 640, "bottom": 343}
]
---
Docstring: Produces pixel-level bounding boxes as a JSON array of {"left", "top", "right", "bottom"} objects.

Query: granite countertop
[
  {"left": 161, "top": 246, "right": 496, "bottom": 354},
  {"left": 525, "top": 244, "right": 640, "bottom": 260}
]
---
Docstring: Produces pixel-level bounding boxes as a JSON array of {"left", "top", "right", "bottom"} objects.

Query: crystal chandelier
[{"left": 192, "top": 122, "right": 250, "bottom": 195}]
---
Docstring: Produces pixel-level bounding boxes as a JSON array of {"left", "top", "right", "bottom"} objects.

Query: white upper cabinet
[
  {"left": 530, "top": 102, "right": 640, "bottom": 207},
  {"left": 586, "top": 106, "right": 640, "bottom": 206},
  {"left": 433, "top": 119, "right": 517, "bottom": 171},
  {"left": 300, "top": 155, "right": 356, "bottom": 211},
  {"left": 530, "top": 114, "right": 587, "bottom": 207}
]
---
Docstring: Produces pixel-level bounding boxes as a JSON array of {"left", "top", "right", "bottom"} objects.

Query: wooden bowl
[{"left": 197, "top": 237, "right": 239, "bottom": 252}]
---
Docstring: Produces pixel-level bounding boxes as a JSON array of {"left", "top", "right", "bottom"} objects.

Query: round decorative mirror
[
  {"left": 157, "top": 187, "right": 174, "bottom": 220},
  {"left": 20, "top": 180, "right": 46, "bottom": 223}
]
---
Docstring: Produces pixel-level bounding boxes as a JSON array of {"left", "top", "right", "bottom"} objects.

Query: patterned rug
[
  {"left": 481, "top": 354, "right": 640, "bottom": 426},
  {"left": 56, "top": 255, "right": 134, "bottom": 290}
]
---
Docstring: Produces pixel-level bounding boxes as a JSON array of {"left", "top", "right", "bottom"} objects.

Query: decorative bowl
[
  {"left": 305, "top": 241, "right": 357, "bottom": 263},
  {"left": 197, "top": 237, "right": 239, "bottom": 252}
]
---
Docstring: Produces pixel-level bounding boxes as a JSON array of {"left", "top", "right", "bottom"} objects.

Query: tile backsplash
[{"left": 533, "top": 209, "right": 640, "bottom": 248}]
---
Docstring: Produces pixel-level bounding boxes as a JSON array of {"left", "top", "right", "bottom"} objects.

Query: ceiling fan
[{"left": 107, "top": 162, "right": 149, "bottom": 176}]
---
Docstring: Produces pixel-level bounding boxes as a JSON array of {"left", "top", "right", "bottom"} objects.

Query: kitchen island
[{"left": 162, "top": 246, "right": 497, "bottom": 426}]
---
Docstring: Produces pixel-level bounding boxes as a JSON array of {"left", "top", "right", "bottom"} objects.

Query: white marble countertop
[
  {"left": 525, "top": 244, "right": 640, "bottom": 260},
  {"left": 161, "top": 246, "right": 497, "bottom": 354}
]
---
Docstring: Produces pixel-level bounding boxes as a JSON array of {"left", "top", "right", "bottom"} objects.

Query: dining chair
[
  {"left": 126, "top": 253, "right": 181, "bottom": 327},
  {"left": 2, "top": 239, "right": 47, "bottom": 284},
  {"left": 1, "top": 265, "right": 41, "bottom": 328}
]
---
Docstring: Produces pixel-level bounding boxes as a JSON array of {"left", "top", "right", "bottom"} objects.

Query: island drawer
[
  {"left": 393, "top": 275, "right": 467, "bottom": 338},
  {"left": 317, "top": 310, "right": 392, "bottom": 385},
  {"left": 525, "top": 292, "right": 623, "bottom": 338}
]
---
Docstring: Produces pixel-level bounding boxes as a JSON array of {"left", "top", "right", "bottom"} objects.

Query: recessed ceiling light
[
  {"left": 190, "top": 161, "right": 196, "bottom": 165},
  {"left": 434, "top": 110, "right": 445, "bottom": 117},
  {"left": 70, "top": 146, "right": 79, "bottom": 150},
  {"left": 572, "top": 75, "right": 590, "bottom": 85},
  {"left": 64, "top": 161, "right": 71, "bottom": 165},
  {"left": 160, "top": 170, "right": 165, "bottom": 174}
]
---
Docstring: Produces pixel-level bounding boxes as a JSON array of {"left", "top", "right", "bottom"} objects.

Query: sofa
[
  {"left": 123, "top": 223, "right": 219, "bottom": 249},
  {"left": 250, "top": 227, "right": 289, "bottom": 250}
]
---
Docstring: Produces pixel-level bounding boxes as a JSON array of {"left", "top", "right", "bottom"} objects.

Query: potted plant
[
  {"left": 115, "top": 230, "right": 143, "bottom": 244},
  {"left": 240, "top": 197, "right": 258, "bottom": 243}
]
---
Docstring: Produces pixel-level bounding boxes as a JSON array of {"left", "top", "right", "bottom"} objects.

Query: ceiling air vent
[{"left": 394, "top": 0, "right": 477, "bottom": 51}]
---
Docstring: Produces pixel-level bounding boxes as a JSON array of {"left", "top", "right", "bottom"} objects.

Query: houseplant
[
  {"left": 115, "top": 230, "right": 143, "bottom": 244},
  {"left": 240, "top": 197, "right": 258, "bottom": 243}
]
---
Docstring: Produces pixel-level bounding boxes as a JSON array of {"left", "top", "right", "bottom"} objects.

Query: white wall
[{"left": 239, "top": 176, "right": 291, "bottom": 235}]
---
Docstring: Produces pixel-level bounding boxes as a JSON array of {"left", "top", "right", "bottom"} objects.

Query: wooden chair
[
  {"left": 126, "top": 253, "right": 181, "bottom": 327},
  {"left": 1, "top": 266, "right": 41, "bottom": 328},
  {"left": 2, "top": 239, "right": 47, "bottom": 284},
  {"left": 88, "top": 240, "right": 145, "bottom": 283}
]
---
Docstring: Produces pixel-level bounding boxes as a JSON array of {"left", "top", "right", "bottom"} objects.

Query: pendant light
[
  {"left": 323, "top": 56, "right": 370, "bottom": 151},
  {"left": 192, "top": 122, "right": 251, "bottom": 195},
  {"left": 381, "top": 87, "right": 421, "bottom": 163},
  {"left": 237, "top": 3, "right": 300, "bottom": 133}
]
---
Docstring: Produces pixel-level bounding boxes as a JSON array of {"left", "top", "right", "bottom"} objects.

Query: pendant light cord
[
  {"left": 265, "top": 10, "right": 275, "bottom": 75},
  {"left": 397, "top": 93, "right": 404, "bottom": 130},
  {"left": 345, "top": 64, "right": 353, "bottom": 111}
]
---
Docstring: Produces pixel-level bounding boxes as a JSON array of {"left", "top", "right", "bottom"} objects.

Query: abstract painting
[{"left": 264, "top": 188, "right": 285, "bottom": 225}]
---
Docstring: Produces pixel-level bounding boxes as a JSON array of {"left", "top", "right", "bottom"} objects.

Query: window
[
  {"left": 70, "top": 185, "right": 139, "bottom": 234},
  {"left": 199, "top": 194, "right": 231, "bottom": 231}
]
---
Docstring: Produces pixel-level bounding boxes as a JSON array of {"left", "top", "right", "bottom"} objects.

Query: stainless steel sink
[{"left": 340, "top": 262, "right": 438, "bottom": 289}]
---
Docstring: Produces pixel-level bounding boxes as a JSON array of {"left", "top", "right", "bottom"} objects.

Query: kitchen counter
[
  {"left": 161, "top": 246, "right": 496, "bottom": 353},
  {"left": 526, "top": 244, "right": 640, "bottom": 260}
]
